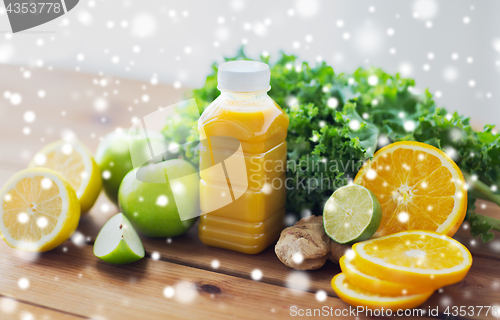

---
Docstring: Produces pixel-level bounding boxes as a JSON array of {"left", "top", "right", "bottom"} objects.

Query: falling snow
[
  {"left": 131, "top": 13, "right": 157, "bottom": 38},
  {"left": 18, "top": 278, "right": 29, "bottom": 290},
  {"left": 211, "top": 259, "right": 220, "bottom": 269},
  {"left": 151, "top": 252, "right": 160, "bottom": 260},
  {"left": 292, "top": 252, "right": 304, "bottom": 264},
  {"left": 0, "top": 298, "right": 18, "bottom": 313},
  {"left": 0, "top": 2, "right": 499, "bottom": 314},
  {"left": 71, "top": 231, "right": 86, "bottom": 248},
  {"left": 156, "top": 195, "right": 168, "bottom": 207},
  {"left": 163, "top": 286, "right": 175, "bottom": 298},
  {"left": 285, "top": 271, "right": 310, "bottom": 292},
  {"left": 251, "top": 269, "right": 263, "bottom": 281},
  {"left": 174, "top": 282, "right": 198, "bottom": 304},
  {"left": 315, "top": 290, "right": 327, "bottom": 302}
]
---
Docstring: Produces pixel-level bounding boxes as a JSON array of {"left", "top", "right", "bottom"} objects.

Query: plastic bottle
[{"left": 198, "top": 61, "right": 289, "bottom": 254}]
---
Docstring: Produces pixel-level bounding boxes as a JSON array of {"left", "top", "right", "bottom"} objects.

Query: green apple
[
  {"left": 93, "top": 213, "right": 145, "bottom": 264},
  {"left": 118, "top": 159, "right": 199, "bottom": 237},
  {"left": 95, "top": 129, "right": 168, "bottom": 205}
]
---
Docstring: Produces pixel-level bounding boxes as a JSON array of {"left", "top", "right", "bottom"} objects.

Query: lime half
[{"left": 323, "top": 184, "right": 381, "bottom": 244}]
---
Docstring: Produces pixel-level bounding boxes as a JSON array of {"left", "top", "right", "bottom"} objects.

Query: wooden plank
[
  {"left": 75, "top": 203, "right": 500, "bottom": 319},
  {"left": 2, "top": 61, "right": 500, "bottom": 264},
  {"left": 0, "top": 241, "right": 396, "bottom": 320},
  {"left": 76, "top": 200, "right": 340, "bottom": 293},
  {"left": 2, "top": 141, "right": 499, "bottom": 264},
  {"left": 1, "top": 64, "right": 499, "bottom": 319},
  {"left": 1, "top": 155, "right": 499, "bottom": 318},
  {"left": 0, "top": 295, "right": 83, "bottom": 320},
  {"left": 454, "top": 226, "right": 500, "bottom": 261},
  {"left": 453, "top": 200, "right": 500, "bottom": 261},
  {"left": 0, "top": 165, "right": 433, "bottom": 320},
  {"left": 0, "top": 64, "right": 187, "bottom": 168},
  {"left": 423, "top": 256, "right": 500, "bottom": 320}
]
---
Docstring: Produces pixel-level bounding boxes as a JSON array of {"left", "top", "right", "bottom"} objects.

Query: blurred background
[{"left": 0, "top": 0, "right": 499, "bottom": 127}]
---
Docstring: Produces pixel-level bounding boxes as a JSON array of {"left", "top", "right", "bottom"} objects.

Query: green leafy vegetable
[{"left": 162, "top": 48, "right": 500, "bottom": 241}]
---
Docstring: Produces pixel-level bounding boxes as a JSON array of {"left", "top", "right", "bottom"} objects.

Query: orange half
[
  {"left": 331, "top": 273, "right": 434, "bottom": 311},
  {"left": 339, "top": 256, "right": 432, "bottom": 295},
  {"left": 354, "top": 141, "right": 467, "bottom": 237},
  {"left": 352, "top": 231, "right": 472, "bottom": 289}
]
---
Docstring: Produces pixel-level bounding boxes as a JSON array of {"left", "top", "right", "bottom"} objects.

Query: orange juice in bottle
[{"left": 198, "top": 61, "right": 289, "bottom": 254}]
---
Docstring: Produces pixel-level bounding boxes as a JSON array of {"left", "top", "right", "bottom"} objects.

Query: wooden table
[{"left": 0, "top": 65, "right": 499, "bottom": 320}]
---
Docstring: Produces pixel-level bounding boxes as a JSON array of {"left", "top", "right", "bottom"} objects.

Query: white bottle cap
[{"left": 217, "top": 61, "right": 270, "bottom": 92}]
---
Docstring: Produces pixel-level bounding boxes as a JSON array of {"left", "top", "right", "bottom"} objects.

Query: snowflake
[
  {"left": 156, "top": 195, "right": 169, "bottom": 207},
  {"left": 100, "top": 203, "right": 110, "bottom": 213},
  {"left": 285, "top": 271, "right": 310, "bottom": 292},
  {"left": 163, "top": 286, "right": 175, "bottom": 298},
  {"left": 349, "top": 119, "right": 360, "bottom": 131},
  {"left": 71, "top": 231, "right": 86, "bottom": 248},
  {"left": 292, "top": 253, "right": 304, "bottom": 264},
  {"left": 443, "top": 67, "right": 458, "bottom": 82},
  {"left": 211, "top": 260, "right": 220, "bottom": 269},
  {"left": 9, "top": 93, "right": 22, "bottom": 105},
  {"left": 174, "top": 282, "right": 197, "bottom": 303},
  {"left": 294, "top": 0, "right": 319, "bottom": 18},
  {"left": 316, "top": 290, "right": 327, "bottom": 302},
  {"left": 0, "top": 298, "right": 18, "bottom": 313},
  {"left": 23, "top": 111, "right": 36, "bottom": 123},
  {"left": 131, "top": 13, "right": 157, "bottom": 38},
  {"left": 18, "top": 278, "right": 29, "bottom": 290},
  {"left": 413, "top": 0, "right": 438, "bottom": 20},
  {"left": 151, "top": 252, "right": 160, "bottom": 260},
  {"left": 251, "top": 269, "right": 263, "bottom": 281}
]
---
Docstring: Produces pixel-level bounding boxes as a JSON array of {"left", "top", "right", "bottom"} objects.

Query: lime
[
  {"left": 323, "top": 184, "right": 381, "bottom": 244},
  {"left": 93, "top": 213, "right": 145, "bottom": 264}
]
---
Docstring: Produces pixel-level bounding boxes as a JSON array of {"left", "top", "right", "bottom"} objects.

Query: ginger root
[{"left": 275, "top": 215, "right": 350, "bottom": 270}]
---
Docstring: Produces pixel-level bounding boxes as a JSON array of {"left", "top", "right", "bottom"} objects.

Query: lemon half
[
  {"left": 29, "top": 140, "right": 102, "bottom": 213},
  {"left": 0, "top": 168, "right": 81, "bottom": 252}
]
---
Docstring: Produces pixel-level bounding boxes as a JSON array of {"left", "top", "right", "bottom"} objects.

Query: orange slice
[
  {"left": 331, "top": 273, "right": 433, "bottom": 311},
  {"left": 352, "top": 231, "right": 472, "bottom": 289},
  {"left": 339, "top": 256, "right": 431, "bottom": 295},
  {"left": 354, "top": 141, "right": 467, "bottom": 237}
]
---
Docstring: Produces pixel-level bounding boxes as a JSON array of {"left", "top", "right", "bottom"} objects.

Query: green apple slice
[{"left": 93, "top": 213, "right": 145, "bottom": 264}]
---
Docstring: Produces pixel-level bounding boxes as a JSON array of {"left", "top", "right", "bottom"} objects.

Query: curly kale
[{"left": 162, "top": 48, "right": 500, "bottom": 242}]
